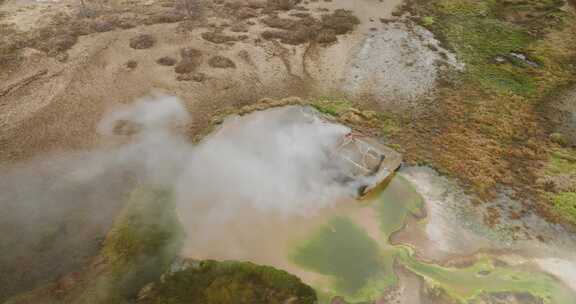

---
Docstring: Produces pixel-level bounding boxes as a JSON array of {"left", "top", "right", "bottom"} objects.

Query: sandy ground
[{"left": 0, "top": 0, "right": 461, "bottom": 164}]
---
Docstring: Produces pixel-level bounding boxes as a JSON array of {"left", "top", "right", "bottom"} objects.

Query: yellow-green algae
[{"left": 290, "top": 176, "right": 576, "bottom": 303}]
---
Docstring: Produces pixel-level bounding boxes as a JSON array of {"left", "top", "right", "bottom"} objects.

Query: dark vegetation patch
[
  {"left": 208, "top": 55, "right": 236, "bottom": 68},
  {"left": 5, "top": 187, "right": 185, "bottom": 304},
  {"left": 236, "top": 6, "right": 259, "bottom": 19},
  {"left": 230, "top": 22, "right": 249, "bottom": 32},
  {"left": 0, "top": 24, "right": 23, "bottom": 68},
  {"left": 137, "top": 260, "right": 317, "bottom": 304},
  {"left": 156, "top": 56, "right": 177, "bottom": 66},
  {"left": 176, "top": 72, "right": 206, "bottom": 82},
  {"left": 0, "top": 2, "right": 191, "bottom": 68},
  {"left": 175, "top": 47, "right": 203, "bottom": 74},
  {"left": 267, "top": 0, "right": 303, "bottom": 11},
  {"left": 0, "top": 175, "right": 129, "bottom": 302},
  {"left": 174, "top": 61, "right": 198, "bottom": 74},
  {"left": 129, "top": 34, "right": 156, "bottom": 49},
  {"left": 125, "top": 60, "right": 139, "bottom": 69},
  {"left": 260, "top": 9, "right": 359, "bottom": 45},
  {"left": 201, "top": 31, "right": 239, "bottom": 44}
]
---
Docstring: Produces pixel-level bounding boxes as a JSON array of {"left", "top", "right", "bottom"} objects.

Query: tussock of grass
[
  {"left": 546, "top": 149, "right": 576, "bottom": 176},
  {"left": 551, "top": 192, "right": 576, "bottom": 225}
]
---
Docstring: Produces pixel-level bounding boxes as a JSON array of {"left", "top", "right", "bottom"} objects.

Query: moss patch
[
  {"left": 309, "top": 98, "right": 353, "bottom": 117},
  {"left": 546, "top": 148, "right": 576, "bottom": 175},
  {"left": 139, "top": 260, "right": 317, "bottom": 304},
  {"left": 551, "top": 192, "right": 576, "bottom": 225}
]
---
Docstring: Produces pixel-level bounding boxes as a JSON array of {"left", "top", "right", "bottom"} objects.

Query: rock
[
  {"left": 129, "top": 34, "right": 156, "bottom": 49},
  {"left": 208, "top": 55, "right": 236, "bottom": 68},
  {"left": 550, "top": 132, "right": 568, "bottom": 146},
  {"left": 156, "top": 56, "right": 177, "bottom": 66}
]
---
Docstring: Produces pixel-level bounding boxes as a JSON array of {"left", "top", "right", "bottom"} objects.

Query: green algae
[
  {"left": 289, "top": 174, "right": 576, "bottom": 303},
  {"left": 400, "top": 252, "right": 576, "bottom": 303},
  {"left": 291, "top": 217, "right": 383, "bottom": 296},
  {"left": 374, "top": 176, "right": 424, "bottom": 240}
]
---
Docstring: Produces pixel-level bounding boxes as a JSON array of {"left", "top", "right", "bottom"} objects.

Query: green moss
[
  {"left": 421, "top": 16, "right": 436, "bottom": 26},
  {"left": 141, "top": 260, "right": 317, "bottom": 304},
  {"left": 546, "top": 148, "right": 576, "bottom": 175},
  {"left": 309, "top": 98, "right": 354, "bottom": 117},
  {"left": 437, "top": 16, "right": 533, "bottom": 94},
  {"left": 472, "top": 64, "right": 536, "bottom": 95},
  {"left": 435, "top": 0, "right": 494, "bottom": 17},
  {"left": 551, "top": 192, "right": 576, "bottom": 225}
]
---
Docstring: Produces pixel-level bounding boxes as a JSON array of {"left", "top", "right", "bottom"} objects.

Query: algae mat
[{"left": 289, "top": 176, "right": 576, "bottom": 303}]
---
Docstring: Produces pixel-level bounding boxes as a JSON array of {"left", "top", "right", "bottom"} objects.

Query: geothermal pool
[
  {"left": 179, "top": 173, "right": 576, "bottom": 303},
  {"left": 2, "top": 98, "right": 575, "bottom": 303},
  {"left": 173, "top": 105, "right": 576, "bottom": 303}
]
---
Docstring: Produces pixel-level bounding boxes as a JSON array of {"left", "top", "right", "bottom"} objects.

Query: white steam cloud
[
  {"left": 176, "top": 106, "right": 353, "bottom": 216},
  {"left": 0, "top": 94, "right": 358, "bottom": 281},
  {"left": 100, "top": 95, "right": 358, "bottom": 261}
]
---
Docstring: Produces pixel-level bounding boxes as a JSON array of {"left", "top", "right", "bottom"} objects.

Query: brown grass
[{"left": 397, "top": 84, "right": 547, "bottom": 200}]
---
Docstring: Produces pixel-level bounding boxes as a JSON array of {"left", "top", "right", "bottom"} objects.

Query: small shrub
[{"left": 129, "top": 34, "right": 156, "bottom": 49}]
